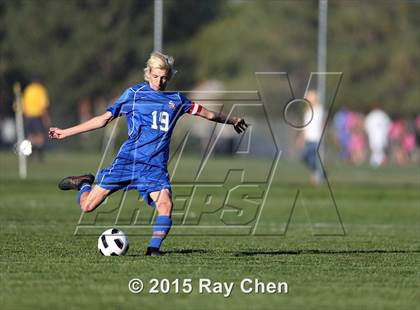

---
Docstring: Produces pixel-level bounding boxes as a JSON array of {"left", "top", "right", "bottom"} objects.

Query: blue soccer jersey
[
  {"left": 106, "top": 82, "right": 200, "bottom": 169},
  {"left": 96, "top": 82, "right": 201, "bottom": 205}
]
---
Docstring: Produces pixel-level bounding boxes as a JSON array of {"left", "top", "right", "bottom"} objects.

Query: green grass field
[{"left": 0, "top": 152, "right": 419, "bottom": 309}]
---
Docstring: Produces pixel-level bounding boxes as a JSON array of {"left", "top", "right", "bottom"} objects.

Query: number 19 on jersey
[{"left": 151, "top": 111, "right": 169, "bottom": 132}]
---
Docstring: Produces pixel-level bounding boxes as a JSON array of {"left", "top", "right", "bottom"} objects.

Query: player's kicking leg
[
  {"left": 146, "top": 189, "right": 173, "bottom": 257},
  {"left": 58, "top": 174, "right": 110, "bottom": 212}
]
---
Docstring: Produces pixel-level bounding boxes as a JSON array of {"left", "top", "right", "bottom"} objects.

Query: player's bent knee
[
  {"left": 80, "top": 204, "right": 90, "bottom": 213},
  {"left": 156, "top": 201, "right": 173, "bottom": 216},
  {"left": 80, "top": 201, "right": 96, "bottom": 213}
]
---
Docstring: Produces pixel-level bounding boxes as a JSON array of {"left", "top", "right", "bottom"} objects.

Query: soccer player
[
  {"left": 296, "top": 89, "right": 324, "bottom": 185},
  {"left": 49, "top": 52, "right": 248, "bottom": 256},
  {"left": 23, "top": 76, "right": 51, "bottom": 161},
  {"left": 364, "top": 102, "right": 391, "bottom": 167}
]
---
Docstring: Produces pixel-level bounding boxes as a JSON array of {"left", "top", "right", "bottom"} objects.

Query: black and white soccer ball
[{"left": 98, "top": 228, "right": 129, "bottom": 256}]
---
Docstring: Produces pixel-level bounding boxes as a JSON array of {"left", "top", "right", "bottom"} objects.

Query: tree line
[{"left": 0, "top": 0, "right": 418, "bottom": 121}]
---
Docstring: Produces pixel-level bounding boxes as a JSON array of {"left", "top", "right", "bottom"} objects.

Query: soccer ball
[{"left": 98, "top": 228, "right": 129, "bottom": 256}]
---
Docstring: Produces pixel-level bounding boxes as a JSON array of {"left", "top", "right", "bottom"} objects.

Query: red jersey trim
[{"left": 188, "top": 102, "right": 202, "bottom": 115}]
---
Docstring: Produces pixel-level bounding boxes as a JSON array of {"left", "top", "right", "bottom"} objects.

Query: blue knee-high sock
[
  {"left": 77, "top": 183, "right": 92, "bottom": 205},
  {"left": 149, "top": 215, "right": 172, "bottom": 249}
]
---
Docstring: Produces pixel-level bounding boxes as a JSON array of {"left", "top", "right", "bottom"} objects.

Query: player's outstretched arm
[
  {"left": 197, "top": 106, "right": 248, "bottom": 134},
  {"left": 49, "top": 111, "right": 113, "bottom": 140}
]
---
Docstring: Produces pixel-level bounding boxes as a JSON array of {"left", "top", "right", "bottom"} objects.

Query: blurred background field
[
  {"left": 0, "top": 151, "right": 418, "bottom": 185},
  {"left": 0, "top": 0, "right": 419, "bottom": 309}
]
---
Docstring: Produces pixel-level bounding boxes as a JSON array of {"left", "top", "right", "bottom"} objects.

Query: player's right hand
[{"left": 48, "top": 127, "right": 66, "bottom": 139}]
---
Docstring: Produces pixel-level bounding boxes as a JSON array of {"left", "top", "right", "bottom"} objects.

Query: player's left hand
[{"left": 232, "top": 117, "right": 248, "bottom": 134}]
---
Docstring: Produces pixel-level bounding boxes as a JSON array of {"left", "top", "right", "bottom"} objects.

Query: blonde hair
[{"left": 144, "top": 52, "right": 176, "bottom": 81}]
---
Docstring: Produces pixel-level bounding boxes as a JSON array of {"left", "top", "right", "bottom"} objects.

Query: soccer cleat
[
  {"left": 145, "top": 246, "right": 164, "bottom": 257},
  {"left": 58, "top": 173, "right": 95, "bottom": 191}
]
